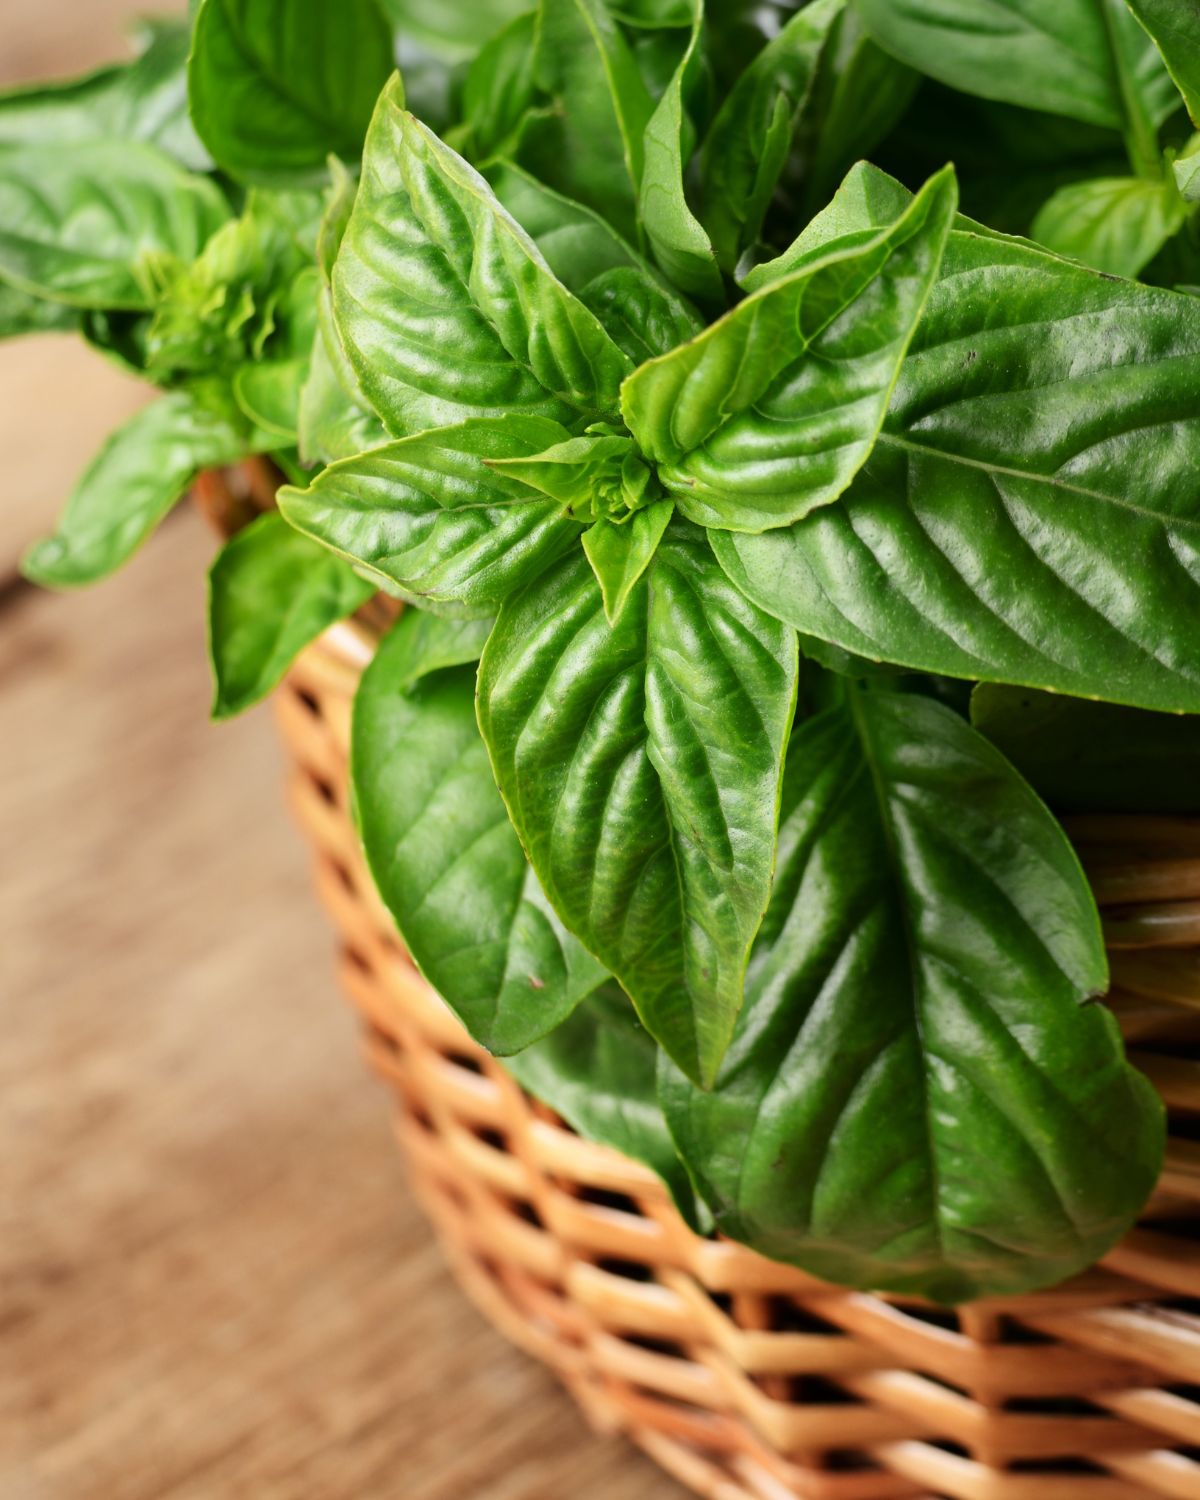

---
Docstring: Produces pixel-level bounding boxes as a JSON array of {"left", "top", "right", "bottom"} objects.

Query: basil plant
[{"left": 12, "top": 0, "right": 1200, "bottom": 1304}]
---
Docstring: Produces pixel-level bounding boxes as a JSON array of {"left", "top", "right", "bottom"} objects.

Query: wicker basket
[{"left": 261, "top": 607, "right": 1200, "bottom": 1500}]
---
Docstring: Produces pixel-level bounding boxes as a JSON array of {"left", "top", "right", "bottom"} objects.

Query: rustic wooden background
[{"left": 0, "top": 5, "right": 684, "bottom": 1495}]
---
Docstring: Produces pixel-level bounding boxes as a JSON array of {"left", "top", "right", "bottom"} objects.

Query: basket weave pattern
[{"left": 275, "top": 614, "right": 1200, "bottom": 1500}]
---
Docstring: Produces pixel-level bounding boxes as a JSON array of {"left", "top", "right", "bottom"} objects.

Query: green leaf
[
  {"left": 852, "top": 0, "right": 1178, "bottom": 145},
  {"left": 486, "top": 430, "right": 662, "bottom": 522},
  {"left": 520, "top": 0, "right": 655, "bottom": 242},
  {"left": 278, "top": 414, "right": 585, "bottom": 616},
  {"left": 188, "top": 0, "right": 394, "bottom": 186},
  {"left": 971, "top": 683, "right": 1200, "bottom": 815},
  {"left": 621, "top": 165, "right": 958, "bottom": 532},
  {"left": 638, "top": 0, "right": 723, "bottom": 304},
  {"left": 505, "top": 984, "right": 705, "bottom": 1226},
  {"left": 717, "top": 169, "right": 1200, "bottom": 712},
  {"left": 233, "top": 356, "right": 310, "bottom": 442},
  {"left": 1175, "top": 135, "right": 1200, "bottom": 201},
  {"left": 476, "top": 531, "right": 798, "bottom": 1086},
  {"left": 577, "top": 266, "right": 702, "bottom": 363},
  {"left": 332, "top": 84, "right": 633, "bottom": 436},
  {"left": 1126, "top": 0, "right": 1200, "bottom": 124},
  {"left": 700, "top": 0, "right": 844, "bottom": 272},
  {"left": 22, "top": 390, "right": 246, "bottom": 588},
  {"left": 298, "top": 310, "right": 389, "bottom": 465},
  {"left": 1032, "top": 173, "right": 1185, "bottom": 278},
  {"left": 660, "top": 687, "right": 1163, "bottom": 1304},
  {"left": 460, "top": 11, "right": 540, "bottom": 161},
  {"left": 583, "top": 500, "right": 674, "bottom": 622},
  {"left": 208, "top": 512, "right": 374, "bottom": 718},
  {"left": 0, "top": 280, "right": 79, "bottom": 339},
  {"left": 375, "top": 0, "right": 531, "bottom": 58},
  {"left": 367, "top": 610, "right": 495, "bottom": 689},
  {"left": 352, "top": 616, "right": 608, "bottom": 1053},
  {"left": 0, "top": 140, "right": 229, "bottom": 310}
]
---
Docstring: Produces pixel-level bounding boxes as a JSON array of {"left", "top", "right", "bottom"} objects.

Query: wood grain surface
[{"left": 0, "top": 6, "right": 684, "bottom": 1496}]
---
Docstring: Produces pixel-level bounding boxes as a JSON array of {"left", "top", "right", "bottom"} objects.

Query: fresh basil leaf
[
  {"left": 582, "top": 500, "right": 674, "bottom": 622},
  {"left": 0, "top": 280, "right": 79, "bottom": 339},
  {"left": 622, "top": 165, "right": 957, "bottom": 532},
  {"left": 971, "top": 683, "right": 1200, "bottom": 815},
  {"left": 660, "top": 687, "right": 1163, "bottom": 1303},
  {"left": 188, "top": 0, "right": 394, "bottom": 186},
  {"left": 22, "top": 390, "right": 246, "bottom": 588},
  {"left": 278, "top": 414, "right": 585, "bottom": 616},
  {"left": 1032, "top": 173, "right": 1186, "bottom": 278},
  {"left": 233, "top": 356, "right": 309, "bottom": 442},
  {"left": 719, "top": 173, "right": 1200, "bottom": 712},
  {"left": 700, "top": 0, "right": 843, "bottom": 273},
  {"left": 375, "top": 0, "right": 530, "bottom": 58},
  {"left": 460, "top": 11, "right": 539, "bottom": 162},
  {"left": 505, "top": 983, "right": 706, "bottom": 1228},
  {"left": 852, "top": 0, "right": 1178, "bottom": 150},
  {"left": 0, "top": 141, "right": 229, "bottom": 310},
  {"left": 607, "top": 0, "right": 693, "bottom": 24},
  {"left": 578, "top": 266, "right": 701, "bottom": 362},
  {"left": 298, "top": 311, "right": 389, "bottom": 465},
  {"left": 333, "top": 84, "right": 632, "bottom": 436},
  {"left": 486, "top": 430, "right": 660, "bottom": 520},
  {"left": 1126, "top": 0, "right": 1200, "bottom": 125},
  {"left": 476, "top": 532, "right": 798, "bottom": 1087},
  {"left": 368, "top": 610, "right": 494, "bottom": 689},
  {"left": 638, "top": 0, "right": 723, "bottom": 304},
  {"left": 520, "top": 0, "right": 655, "bottom": 242},
  {"left": 1176, "top": 136, "right": 1200, "bottom": 201},
  {"left": 352, "top": 619, "right": 608, "bottom": 1054},
  {"left": 208, "top": 512, "right": 373, "bottom": 718}
]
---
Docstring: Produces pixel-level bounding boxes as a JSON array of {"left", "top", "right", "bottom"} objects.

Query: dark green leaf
[
  {"left": 578, "top": 266, "right": 701, "bottom": 363},
  {"left": 22, "top": 390, "right": 246, "bottom": 588},
  {"left": 583, "top": 500, "right": 674, "bottom": 622},
  {"left": 460, "top": 11, "right": 540, "bottom": 161},
  {"left": 352, "top": 616, "right": 608, "bottom": 1053},
  {"left": 971, "top": 683, "right": 1200, "bottom": 815},
  {"left": 208, "top": 512, "right": 374, "bottom": 718},
  {"left": 278, "top": 414, "right": 585, "bottom": 616},
  {"left": 622, "top": 165, "right": 958, "bottom": 532},
  {"left": 476, "top": 532, "right": 798, "bottom": 1086},
  {"left": 718, "top": 166, "right": 1200, "bottom": 712},
  {"left": 0, "top": 141, "right": 229, "bottom": 310},
  {"left": 1126, "top": 0, "right": 1200, "bottom": 124},
  {"left": 188, "top": 0, "right": 394, "bottom": 185},
  {"left": 332, "top": 83, "right": 632, "bottom": 436},
  {"left": 661, "top": 687, "right": 1163, "bottom": 1303},
  {"left": 700, "top": 0, "right": 843, "bottom": 272},
  {"left": 1032, "top": 173, "right": 1185, "bottom": 277},
  {"left": 505, "top": 984, "right": 705, "bottom": 1226}
]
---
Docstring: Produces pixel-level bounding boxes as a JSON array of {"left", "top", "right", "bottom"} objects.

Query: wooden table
[{"left": 0, "top": 6, "right": 685, "bottom": 1496}]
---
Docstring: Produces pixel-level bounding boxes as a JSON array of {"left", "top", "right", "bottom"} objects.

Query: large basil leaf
[
  {"left": 352, "top": 614, "right": 608, "bottom": 1054},
  {"left": 208, "top": 512, "right": 374, "bottom": 718},
  {"left": 188, "top": 0, "right": 393, "bottom": 185},
  {"left": 505, "top": 984, "right": 705, "bottom": 1227},
  {"left": 0, "top": 141, "right": 229, "bottom": 310},
  {"left": 1126, "top": 0, "right": 1200, "bottom": 124},
  {"left": 476, "top": 532, "right": 798, "bottom": 1087},
  {"left": 853, "top": 0, "right": 1178, "bottom": 154},
  {"left": 621, "top": 166, "right": 957, "bottom": 532},
  {"left": 971, "top": 683, "right": 1200, "bottom": 815},
  {"left": 1031, "top": 173, "right": 1185, "bottom": 277},
  {"left": 520, "top": 0, "right": 655, "bottom": 242},
  {"left": 700, "top": 0, "right": 843, "bottom": 272},
  {"left": 333, "top": 83, "right": 632, "bottom": 436},
  {"left": 22, "top": 390, "right": 246, "bottom": 588},
  {"left": 719, "top": 170, "right": 1200, "bottom": 712},
  {"left": 638, "top": 0, "right": 723, "bottom": 305},
  {"left": 278, "top": 415, "right": 585, "bottom": 616},
  {"left": 660, "top": 687, "right": 1163, "bottom": 1303}
]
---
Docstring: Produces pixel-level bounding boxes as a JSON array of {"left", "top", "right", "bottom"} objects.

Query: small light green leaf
[
  {"left": 188, "top": 0, "right": 393, "bottom": 185},
  {"left": 661, "top": 687, "right": 1163, "bottom": 1304},
  {"left": 1126, "top": 0, "right": 1200, "bottom": 124},
  {"left": 622, "top": 165, "right": 958, "bottom": 532},
  {"left": 1174, "top": 135, "right": 1200, "bottom": 201},
  {"left": 233, "top": 356, "right": 309, "bottom": 442},
  {"left": 208, "top": 512, "right": 374, "bottom": 719},
  {"left": 278, "top": 414, "right": 585, "bottom": 617},
  {"left": 476, "top": 530, "right": 798, "bottom": 1086},
  {"left": 333, "top": 83, "right": 633, "bottom": 436},
  {"left": 1032, "top": 173, "right": 1185, "bottom": 277},
  {"left": 638, "top": 0, "right": 723, "bottom": 305},
  {"left": 375, "top": 0, "right": 531, "bottom": 59},
  {"left": 583, "top": 500, "right": 674, "bottom": 622},
  {"left": 0, "top": 140, "right": 229, "bottom": 310},
  {"left": 352, "top": 617, "right": 608, "bottom": 1054},
  {"left": 22, "top": 390, "right": 246, "bottom": 588},
  {"left": 505, "top": 983, "right": 705, "bottom": 1227},
  {"left": 700, "top": 0, "right": 844, "bottom": 272}
]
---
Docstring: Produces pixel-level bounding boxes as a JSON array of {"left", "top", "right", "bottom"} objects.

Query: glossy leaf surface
[
  {"left": 1126, "top": 0, "right": 1200, "bottom": 124},
  {"left": 352, "top": 618, "right": 608, "bottom": 1053},
  {"left": 583, "top": 500, "right": 674, "bottom": 622},
  {"left": 477, "top": 534, "right": 798, "bottom": 1085},
  {"left": 1031, "top": 174, "right": 1185, "bottom": 277},
  {"left": 661, "top": 688, "right": 1163, "bottom": 1303},
  {"left": 208, "top": 512, "right": 374, "bottom": 719},
  {"left": 622, "top": 166, "right": 957, "bottom": 531}
]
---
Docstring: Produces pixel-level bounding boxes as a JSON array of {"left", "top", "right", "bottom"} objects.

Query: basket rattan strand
[{"left": 263, "top": 608, "right": 1200, "bottom": 1500}]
